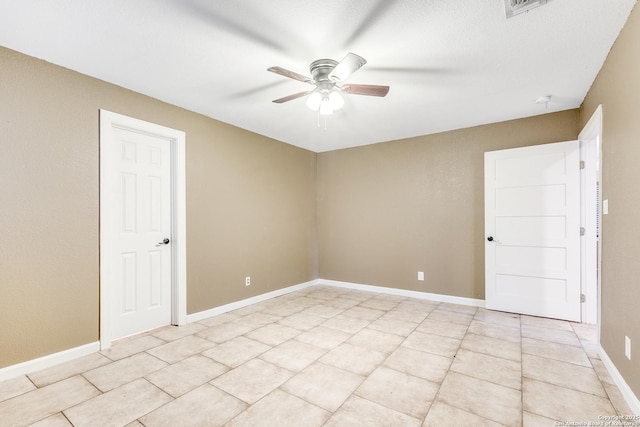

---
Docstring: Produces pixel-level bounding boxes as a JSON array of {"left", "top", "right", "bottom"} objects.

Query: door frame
[
  {"left": 99, "top": 110, "right": 187, "bottom": 350},
  {"left": 578, "top": 105, "right": 603, "bottom": 326}
]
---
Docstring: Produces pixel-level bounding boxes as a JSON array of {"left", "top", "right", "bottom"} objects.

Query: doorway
[
  {"left": 99, "top": 110, "right": 187, "bottom": 350},
  {"left": 578, "top": 105, "right": 603, "bottom": 325},
  {"left": 484, "top": 106, "right": 603, "bottom": 323}
]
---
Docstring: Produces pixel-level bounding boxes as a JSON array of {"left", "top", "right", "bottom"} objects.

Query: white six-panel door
[
  {"left": 109, "top": 127, "right": 173, "bottom": 338},
  {"left": 485, "top": 141, "right": 581, "bottom": 321},
  {"left": 100, "top": 110, "right": 187, "bottom": 350}
]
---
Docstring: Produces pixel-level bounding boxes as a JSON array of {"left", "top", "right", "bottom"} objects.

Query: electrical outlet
[
  {"left": 625, "top": 336, "right": 631, "bottom": 360},
  {"left": 418, "top": 271, "right": 424, "bottom": 281},
  {"left": 245, "top": 276, "right": 251, "bottom": 287}
]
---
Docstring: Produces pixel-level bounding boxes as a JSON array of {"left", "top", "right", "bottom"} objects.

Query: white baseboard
[
  {"left": 0, "top": 279, "right": 483, "bottom": 384},
  {"left": 0, "top": 341, "right": 100, "bottom": 383},
  {"left": 318, "top": 279, "right": 486, "bottom": 308},
  {"left": 599, "top": 345, "right": 640, "bottom": 415},
  {"left": 186, "top": 279, "right": 319, "bottom": 323}
]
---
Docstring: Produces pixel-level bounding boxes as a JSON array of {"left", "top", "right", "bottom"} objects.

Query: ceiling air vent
[{"left": 505, "top": 0, "right": 548, "bottom": 18}]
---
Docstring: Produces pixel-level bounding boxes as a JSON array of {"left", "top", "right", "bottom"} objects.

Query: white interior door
[
  {"left": 484, "top": 141, "right": 581, "bottom": 321},
  {"left": 109, "top": 127, "right": 173, "bottom": 338},
  {"left": 100, "top": 110, "right": 187, "bottom": 349}
]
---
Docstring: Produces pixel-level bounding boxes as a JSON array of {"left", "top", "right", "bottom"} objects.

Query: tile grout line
[
  {"left": 131, "top": 377, "right": 174, "bottom": 425},
  {"left": 422, "top": 307, "right": 518, "bottom": 426},
  {"left": 61, "top": 410, "right": 74, "bottom": 426},
  {"left": 25, "top": 373, "right": 38, "bottom": 389},
  {"left": 422, "top": 303, "right": 465, "bottom": 423},
  {"left": 319, "top": 299, "right": 438, "bottom": 425},
  {"left": 522, "top": 320, "right": 616, "bottom": 421},
  {"left": 573, "top": 321, "right": 624, "bottom": 415},
  {"left": 269, "top": 290, "right": 365, "bottom": 425},
  {"left": 367, "top": 304, "right": 438, "bottom": 425},
  {"left": 212, "top": 294, "right": 358, "bottom": 425}
]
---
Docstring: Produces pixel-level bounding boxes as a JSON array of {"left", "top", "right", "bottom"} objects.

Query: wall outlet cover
[{"left": 625, "top": 336, "right": 631, "bottom": 360}]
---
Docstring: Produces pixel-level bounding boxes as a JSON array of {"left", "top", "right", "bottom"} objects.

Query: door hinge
[
  {"left": 580, "top": 227, "right": 585, "bottom": 236},
  {"left": 581, "top": 294, "right": 586, "bottom": 303},
  {"left": 580, "top": 160, "right": 585, "bottom": 169}
]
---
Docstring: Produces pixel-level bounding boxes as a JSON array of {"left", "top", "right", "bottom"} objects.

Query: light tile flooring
[{"left": 0, "top": 286, "right": 634, "bottom": 426}]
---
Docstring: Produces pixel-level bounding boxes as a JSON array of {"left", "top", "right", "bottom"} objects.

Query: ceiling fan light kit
[
  {"left": 268, "top": 52, "right": 389, "bottom": 117},
  {"left": 305, "top": 83, "right": 345, "bottom": 115},
  {"left": 328, "top": 91, "right": 344, "bottom": 111},
  {"left": 306, "top": 91, "right": 322, "bottom": 111},
  {"left": 319, "top": 98, "right": 335, "bottom": 115}
]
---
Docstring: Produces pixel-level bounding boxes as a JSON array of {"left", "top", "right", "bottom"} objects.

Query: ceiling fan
[{"left": 267, "top": 52, "right": 390, "bottom": 115}]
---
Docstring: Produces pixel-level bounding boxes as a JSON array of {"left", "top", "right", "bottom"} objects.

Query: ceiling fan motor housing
[{"left": 310, "top": 59, "right": 338, "bottom": 82}]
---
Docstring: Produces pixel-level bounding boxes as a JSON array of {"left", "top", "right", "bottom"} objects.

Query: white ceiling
[{"left": 0, "top": 0, "right": 636, "bottom": 152}]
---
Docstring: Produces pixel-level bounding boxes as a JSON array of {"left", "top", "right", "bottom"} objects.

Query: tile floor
[{"left": 0, "top": 285, "right": 634, "bottom": 426}]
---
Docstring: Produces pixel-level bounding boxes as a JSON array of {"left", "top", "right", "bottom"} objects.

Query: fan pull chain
[{"left": 316, "top": 112, "right": 329, "bottom": 130}]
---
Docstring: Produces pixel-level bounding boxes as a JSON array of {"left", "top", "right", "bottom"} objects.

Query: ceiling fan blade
[
  {"left": 180, "top": 1, "right": 287, "bottom": 52},
  {"left": 267, "top": 66, "right": 313, "bottom": 84},
  {"left": 329, "top": 52, "right": 367, "bottom": 82},
  {"left": 341, "top": 84, "right": 390, "bottom": 97},
  {"left": 343, "top": 0, "right": 398, "bottom": 47},
  {"left": 272, "top": 91, "right": 312, "bottom": 103}
]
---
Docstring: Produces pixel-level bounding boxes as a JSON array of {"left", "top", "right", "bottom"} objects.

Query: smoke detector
[{"left": 505, "top": 0, "right": 548, "bottom": 18}]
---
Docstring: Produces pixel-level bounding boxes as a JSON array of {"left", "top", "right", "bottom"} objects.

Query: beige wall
[
  {"left": 3, "top": 4, "right": 640, "bottom": 401},
  {"left": 580, "top": 4, "right": 640, "bottom": 398},
  {"left": 0, "top": 46, "right": 317, "bottom": 368},
  {"left": 318, "top": 111, "right": 579, "bottom": 299}
]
